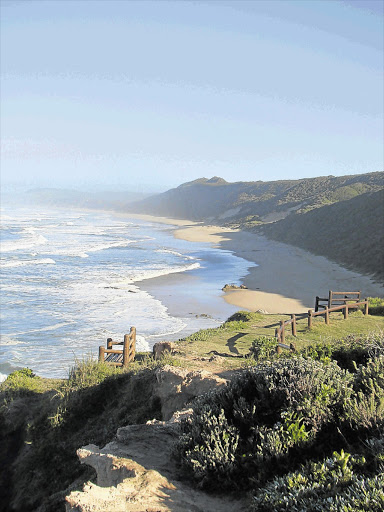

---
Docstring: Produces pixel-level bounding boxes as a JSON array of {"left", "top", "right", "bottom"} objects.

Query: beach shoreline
[{"left": 108, "top": 211, "right": 384, "bottom": 316}]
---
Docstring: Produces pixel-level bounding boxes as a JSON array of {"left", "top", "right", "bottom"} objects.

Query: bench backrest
[
  {"left": 329, "top": 291, "right": 361, "bottom": 306},
  {"left": 315, "top": 291, "right": 361, "bottom": 311}
]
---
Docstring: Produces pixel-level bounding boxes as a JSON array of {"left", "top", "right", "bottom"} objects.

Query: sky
[{"left": 1, "top": 0, "right": 383, "bottom": 192}]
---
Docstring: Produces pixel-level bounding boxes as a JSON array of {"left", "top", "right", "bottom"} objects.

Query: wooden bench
[
  {"left": 315, "top": 291, "right": 361, "bottom": 312},
  {"left": 99, "top": 327, "right": 136, "bottom": 367}
]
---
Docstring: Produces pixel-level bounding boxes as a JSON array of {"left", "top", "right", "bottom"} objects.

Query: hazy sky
[{"left": 1, "top": 0, "right": 383, "bottom": 191}]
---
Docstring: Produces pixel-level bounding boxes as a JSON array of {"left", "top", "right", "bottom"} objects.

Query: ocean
[{"left": 0, "top": 202, "right": 253, "bottom": 379}]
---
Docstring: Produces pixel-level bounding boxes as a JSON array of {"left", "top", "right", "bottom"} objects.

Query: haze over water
[{"left": 0, "top": 202, "right": 253, "bottom": 379}]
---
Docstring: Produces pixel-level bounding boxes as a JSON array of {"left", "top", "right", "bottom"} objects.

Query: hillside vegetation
[
  {"left": 131, "top": 172, "right": 383, "bottom": 222},
  {"left": 261, "top": 189, "right": 384, "bottom": 281},
  {"left": 130, "top": 172, "right": 384, "bottom": 280}
]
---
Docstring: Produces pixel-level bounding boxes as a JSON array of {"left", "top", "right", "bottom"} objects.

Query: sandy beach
[
  {"left": 126, "top": 213, "right": 383, "bottom": 315},
  {"left": 173, "top": 224, "right": 384, "bottom": 314}
]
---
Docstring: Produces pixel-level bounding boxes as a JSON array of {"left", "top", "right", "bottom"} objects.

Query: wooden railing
[
  {"left": 275, "top": 297, "right": 369, "bottom": 354},
  {"left": 308, "top": 299, "right": 369, "bottom": 328},
  {"left": 99, "top": 327, "right": 136, "bottom": 367}
]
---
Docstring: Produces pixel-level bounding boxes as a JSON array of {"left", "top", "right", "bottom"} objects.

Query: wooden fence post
[
  {"left": 308, "top": 310, "right": 313, "bottom": 329},
  {"left": 107, "top": 338, "right": 113, "bottom": 350},
  {"left": 364, "top": 299, "right": 369, "bottom": 315},
  {"left": 280, "top": 320, "right": 285, "bottom": 343},
  {"left": 99, "top": 346, "right": 105, "bottom": 363},
  {"left": 129, "top": 326, "right": 136, "bottom": 362},
  {"left": 291, "top": 314, "right": 297, "bottom": 336},
  {"left": 123, "top": 334, "right": 130, "bottom": 367},
  {"left": 325, "top": 307, "right": 329, "bottom": 325},
  {"left": 343, "top": 304, "right": 349, "bottom": 320}
]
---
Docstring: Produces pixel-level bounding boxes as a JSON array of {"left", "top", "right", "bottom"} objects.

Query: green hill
[{"left": 130, "top": 172, "right": 383, "bottom": 224}]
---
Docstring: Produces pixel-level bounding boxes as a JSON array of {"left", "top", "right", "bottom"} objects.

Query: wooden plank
[
  {"left": 331, "top": 291, "right": 360, "bottom": 296},
  {"left": 105, "top": 353, "right": 123, "bottom": 363}
]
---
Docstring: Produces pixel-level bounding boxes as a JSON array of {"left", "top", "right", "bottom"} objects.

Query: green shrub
[
  {"left": 176, "top": 358, "right": 354, "bottom": 490},
  {"left": 363, "top": 297, "right": 384, "bottom": 316},
  {"left": 0, "top": 367, "right": 42, "bottom": 397},
  {"left": 300, "top": 332, "right": 384, "bottom": 371},
  {"left": 222, "top": 319, "right": 248, "bottom": 330},
  {"left": 344, "top": 356, "right": 384, "bottom": 430},
  {"left": 251, "top": 448, "right": 384, "bottom": 511},
  {"left": 182, "top": 327, "right": 223, "bottom": 342},
  {"left": 250, "top": 336, "right": 278, "bottom": 360},
  {"left": 226, "top": 311, "right": 257, "bottom": 322}
]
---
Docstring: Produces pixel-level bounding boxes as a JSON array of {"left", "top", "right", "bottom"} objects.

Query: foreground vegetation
[{"left": 1, "top": 305, "right": 384, "bottom": 511}]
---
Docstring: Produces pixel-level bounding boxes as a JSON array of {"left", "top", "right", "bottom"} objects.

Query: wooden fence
[
  {"left": 99, "top": 326, "right": 136, "bottom": 367},
  {"left": 275, "top": 298, "right": 369, "bottom": 353}
]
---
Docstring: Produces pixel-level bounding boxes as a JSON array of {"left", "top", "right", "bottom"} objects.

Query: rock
[
  {"left": 65, "top": 411, "right": 247, "bottom": 512},
  {"left": 155, "top": 365, "right": 228, "bottom": 420},
  {"left": 222, "top": 283, "right": 248, "bottom": 291},
  {"left": 152, "top": 341, "right": 176, "bottom": 359}
]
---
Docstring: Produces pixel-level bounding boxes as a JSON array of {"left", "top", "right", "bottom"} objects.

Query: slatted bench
[
  {"left": 99, "top": 327, "right": 136, "bottom": 367},
  {"left": 315, "top": 291, "right": 361, "bottom": 312}
]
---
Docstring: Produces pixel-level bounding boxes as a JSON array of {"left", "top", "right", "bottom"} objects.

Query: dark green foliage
[
  {"left": 176, "top": 354, "right": 384, "bottom": 495},
  {"left": 226, "top": 310, "right": 256, "bottom": 323},
  {"left": 300, "top": 333, "right": 384, "bottom": 371},
  {"left": 176, "top": 358, "right": 355, "bottom": 489},
  {"left": 251, "top": 446, "right": 384, "bottom": 511},
  {"left": 345, "top": 356, "right": 384, "bottom": 431},
  {"left": 366, "top": 297, "right": 384, "bottom": 316},
  {"left": 250, "top": 336, "right": 277, "bottom": 360}
]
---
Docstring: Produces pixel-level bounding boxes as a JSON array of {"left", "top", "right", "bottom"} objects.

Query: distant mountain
[{"left": 130, "top": 172, "right": 384, "bottom": 281}]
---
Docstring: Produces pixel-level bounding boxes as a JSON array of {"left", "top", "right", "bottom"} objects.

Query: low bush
[
  {"left": 300, "top": 332, "right": 384, "bottom": 371},
  {"left": 360, "top": 297, "right": 384, "bottom": 316},
  {"left": 175, "top": 357, "right": 355, "bottom": 490},
  {"left": 226, "top": 311, "right": 259, "bottom": 323},
  {"left": 175, "top": 351, "right": 384, "bottom": 496},
  {"left": 251, "top": 446, "right": 384, "bottom": 511},
  {"left": 249, "top": 336, "right": 277, "bottom": 360}
]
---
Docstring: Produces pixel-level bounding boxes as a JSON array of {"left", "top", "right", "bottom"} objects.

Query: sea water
[{"left": 0, "top": 202, "right": 254, "bottom": 379}]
